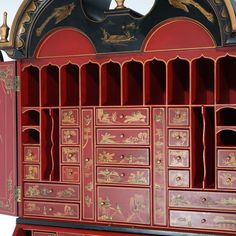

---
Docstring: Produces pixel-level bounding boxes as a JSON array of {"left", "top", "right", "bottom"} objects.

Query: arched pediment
[{"left": 1, "top": 0, "right": 236, "bottom": 59}]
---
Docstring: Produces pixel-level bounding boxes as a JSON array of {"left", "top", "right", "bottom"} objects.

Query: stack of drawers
[
  {"left": 168, "top": 108, "right": 190, "bottom": 188},
  {"left": 23, "top": 108, "right": 80, "bottom": 220},
  {"left": 95, "top": 107, "right": 151, "bottom": 225}
]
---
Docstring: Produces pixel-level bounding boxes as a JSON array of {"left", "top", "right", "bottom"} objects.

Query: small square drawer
[
  {"left": 24, "top": 183, "right": 80, "bottom": 201},
  {"left": 168, "top": 149, "right": 189, "bottom": 167},
  {"left": 24, "top": 201, "right": 79, "bottom": 219},
  {"left": 61, "top": 129, "right": 79, "bottom": 145},
  {"left": 168, "top": 129, "right": 189, "bottom": 147},
  {"left": 24, "top": 146, "right": 40, "bottom": 163},
  {"left": 62, "top": 166, "right": 80, "bottom": 183},
  {"left": 97, "top": 128, "right": 150, "bottom": 145},
  {"left": 97, "top": 186, "right": 150, "bottom": 224},
  {"left": 218, "top": 170, "right": 236, "bottom": 189},
  {"left": 34, "top": 232, "right": 56, "bottom": 236},
  {"left": 97, "top": 167, "right": 150, "bottom": 185},
  {"left": 24, "top": 165, "right": 40, "bottom": 180},
  {"left": 61, "top": 109, "right": 79, "bottom": 126},
  {"left": 168, "top": 108, "right": 189, "bottom": 126},
  {"left": 170, "top": 210, "right": 236, "bottom": 231},
  {"left": 62, "top": 147, "right": 80, "bottom": 164},
  {"left": 96, "top": 108, "right": 149, "bottom": 126},
  {"left": 169, "top": 170, "right": 189, "bottom": 188},
  {"left": 96, "top": 148, "right": 149, "bottom": 165},
  {"left": 217, "top": 149, "right": 236, "bottom": 168}
]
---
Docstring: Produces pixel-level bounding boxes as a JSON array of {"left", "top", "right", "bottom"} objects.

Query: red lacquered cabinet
[{"left": 2, "top": 0, "right": 236, "bottom": 235}]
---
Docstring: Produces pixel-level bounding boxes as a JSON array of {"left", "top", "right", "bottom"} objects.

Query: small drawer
[
  {"left": 62, "top": 166, "right": 80, "bottom": 183},
  {"left": 218, "top": 170, "right": 236, "bottom": 189},
  {"left": 169, "top": 190, "right": 236, "bottom": 211},
  {"left": 61, "top": 109, "right": 79, "bottom": 126},
  {"left": 168, "top": 129, "right": 189, "bottom": 147},
  {"left": 96, "top": 148, "right": 149, "bottom": 165},
  {"left": 61, "top": 129, "right": 79, "bottom": 145},
  {"left": 34, "top": 232, "right": 56, "bottom": 236},
  {"left": 168, "top": 149, "right": 189, "bottom": 167},
  {"left": 168, "top": 108, "right": 189, "bottom": 126},
  {"left": 24, "top": 165, "right": 40, "bottom": 180},
  {"left": 170, "top": 210, "right": 236, "bottom": 231},
  {"left": 169, "top": 170, "right": 189, "bottom": 188},
  {"left": 24, "top": 201, "right": 79, "bottom": 219},
  {"left": 97, "top": 128, "right": 150, "bottom": 145},
  {"left": 96, "top": 108, "right": 149, "bottom": 126},
  {"left": 97, "top": 167, "right": 150, "bottom": 185},
  {"left": 24, "top": 183, "right": 80, "bottom": 201},
  {"left": 62, "top": 147, "right": 80, "bottom": 164},
  {"left": 97, "top": 186, "right": 150, "bottom": 224},
  {"left": 218, "top": 149, "right": 236, "bottom": 168},
  {"left": 24, "top": 146, "right": 40, "bottom": 163}
]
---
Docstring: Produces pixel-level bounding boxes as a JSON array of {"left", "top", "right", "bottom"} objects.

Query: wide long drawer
[
  {"left": 170, "top": 210, "right": 236, "bottom": 232},
  {"left": 96, "top": 128, "right": 150, "bottom": 145},
  {"left": 24, "top": 201, "right": 79, "bottom": 219},
  {"left": 169, "top": 190, "right": 236, "bottom": 210},
  {"left": 24, "top": 183, "right": 80, "bottom": 201},
  {"left": 96, "top": 108, "right": 149, "bottom": 126}
]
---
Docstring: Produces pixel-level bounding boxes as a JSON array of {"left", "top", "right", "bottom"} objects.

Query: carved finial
[
  {"left": 0, "top": 12, "right": 10, "bottom": 43},
  {"left": 115, "top": 0, "right": 126, "bottom": 9}
]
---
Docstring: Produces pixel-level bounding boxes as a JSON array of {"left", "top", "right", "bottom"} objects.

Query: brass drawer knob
[
  {"left": 48, "top": 207, "right": 53, "bottom": 212},
  {"left": 176, "top": 176, "right": 182, "bottom": 182},
  {"left": 119, "top": 114, "right": 124, "bottom": 119},
  {"left": 176, "top": 155, "right": 182, "bottom": 161},
  {"left": 201, "top": 219, "right": 206, "bottom": 223},
  {"left": 120, "top": 173, "right": 125, "bottom": 177},
  {"left": 157, "top": 159, "right": 162, "bottom": 164},
  {"left": 176, "top": 135, "right": 182, "bottom": 140},
  {"left": 68, "top": 153, "right": 73, "bottom": 158},
  {"left": 120, "top": 134, "right": 125, "bottom": 138},
  {"left": 85, "top": 158, "right": 90, "bottom": 162},
  {"left": 201, "top": 197, "right": 207, "bottom": 203},
  {"left": 120, "top": 155, "right": 125, "bottom": 159}
]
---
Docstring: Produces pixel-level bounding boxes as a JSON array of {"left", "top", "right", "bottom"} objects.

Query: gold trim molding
[{"left": 224, "top": 0, "right": 236, "bottom": 32}]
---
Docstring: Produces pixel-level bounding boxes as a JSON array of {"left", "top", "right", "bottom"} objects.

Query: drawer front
[
  {"left": 170, "top": 210, "right": 236, "bottom": 231},
  {"left": 97, "top": 129, "right": 150, "bottom": 145},
  {"left": 169, "top": 190, "right": 236, "bottom": 210},
  {"left": 96, "top": 148, "right": 149, "bottom": 165},
  {"left": 24, "top": 183, "right": 79, "bottom": 201},
  {"left": 218, "top": 149, "right": 236, "bottom": 168},
  {"left": 168, "top": 129, "right": 189, "bottom": 147},
  {"left": 24, "top": 165, "right": 40, "bottom": 180},
  {"left": 218, "top": 170, "right": 236, "bottom": 189},
  {"left": 34, "top": 233, "right": 56, "bottom": 236},
  {"left": 24, "top": 146, "right": 40, "bottom": 163},
  {"left": 168, "top": 108, "right": 189, "bottom": 126},
  {"left": 96, "top": 108, "right": 149, "bottom": 126},
  {"left": 97, "top": 167, "right": 150, "bottom": 185},
  {"left": 62, "top": 166, "right": 80, "bottom": 183},
  {"left": 61, "top": 109, "right": 79, "bottom": 126},
  {"left": 61, "top": 129, "right": 79, "bottom": 145},
  {"left": 168, "top": 149, "right": 189, "bottom": 167},
  {"left": 62, "top": 147, "right": 80, "bottom": 164},
  {"left": 97, "top": 186, "right": 150, "bottom": 224},
  {"left": 24, "top": 201, "right": 79, "bottom": 219},
  {"left": 169, "top": 170, "right": 189, "bottom": 188}
]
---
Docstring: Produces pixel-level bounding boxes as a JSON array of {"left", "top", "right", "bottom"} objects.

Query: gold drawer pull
[
  {"left": 68, "top": 153, "right": 73, "bottom": 158},
  {"left": 201, "top": 197, "right": 207, "bottom": 203},
  {"left": 119, "top": 114, "right": 124, "bottom": 119},
  {"left": 85, "top": 158, "right": 90, "bottom": 162},
  {"left": 201, "top": 219, "right": 206, "bottom": 223},
  {"left": 157, "top": 159, "right": 162, "bottom": 164},
  {"left": 120, "top": 155, "right": 125, "bottom": 159},
  {"left": 226, "top": 177, "right": 232, "bottom": 183},
  {"left": 176, "top": 155, "right": 182, "bottom": 161},
  {"left": 120, "top": 134, "right": 125, "bottom": 138},
  {"left": 176, "top": 135, "right": 182, "bottom": 140},
  {"left": 67, "top": 134, "right": 72, "bottom": 139},
  {"left": 48, "top": 207, "right": 53, "bottom": 212},
  {"left": 176, "top": 176, "right": 182, "bottom": 182},
  {"left": 120, "top": 173, "right": 125, "bottom": 177}
]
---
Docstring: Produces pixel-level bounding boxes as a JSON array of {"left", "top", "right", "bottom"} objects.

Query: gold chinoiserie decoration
[
  {"left": 0, "top": 12, "right": 10, "bottom": 43},
  {"left": 115, "top": 0, "right": 126, "bottom": 9}
]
